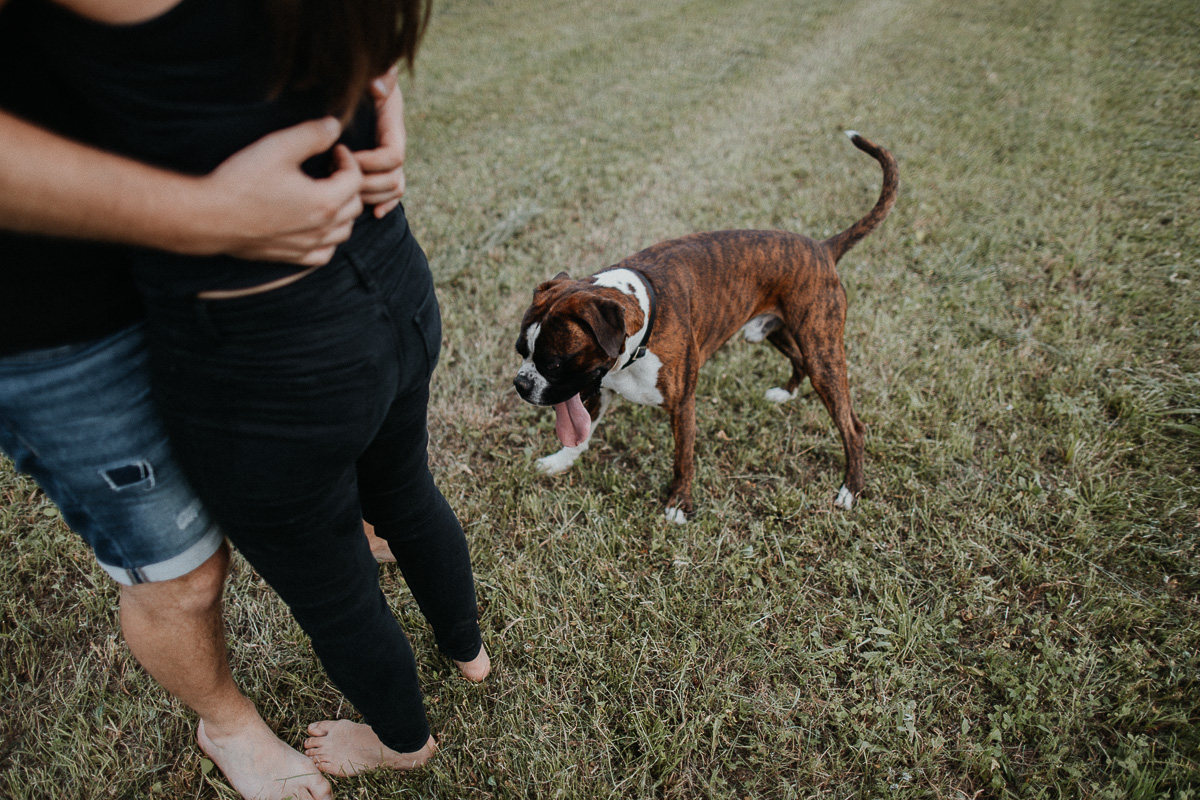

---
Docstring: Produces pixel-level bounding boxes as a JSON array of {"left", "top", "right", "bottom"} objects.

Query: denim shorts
[{"left": 0, "top": 322, "right": 223, "bottom": 585}]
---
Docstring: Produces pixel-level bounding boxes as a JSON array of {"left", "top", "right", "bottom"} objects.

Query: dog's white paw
[
  {"left": 834, "top": 485, "right": 855, "bottom": 510},
  {"left": 536, "top": 445, "right": 585, "bottom": 476},
  {"left": 664, "top": 506, "right": 688, "bottom": 525},
  {"left": 764, "top": 387, "right": 795, "bottom": 404}
]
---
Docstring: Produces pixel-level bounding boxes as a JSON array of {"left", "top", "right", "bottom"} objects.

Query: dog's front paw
[
  {"left": 663, "top": 490, "right": 693, "bottom": 524},
  {"left": 535, "top": 445, "right": 585, "bottom": 476},
  {"left": 834, "top": 485, "right": 856, "bottom": 510},
  {"left": 664, "top": 505, "right": 689, "bottom": 525},
  {"left": 764, "top": 387, "right": 796, "bottom": 404}
]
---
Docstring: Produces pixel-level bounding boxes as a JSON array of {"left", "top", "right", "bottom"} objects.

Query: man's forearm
[
  {"left": 0, "top": 110, "right": 226, "bottom": 253},
  {"left": 0, "top": 110, "right": 363, "bottom": 265}
]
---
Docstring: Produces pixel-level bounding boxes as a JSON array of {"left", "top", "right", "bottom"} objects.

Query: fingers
[
  {"left": 359, "top": 168, "right": 404, "bottom": 199},
  {"left": 328, "top": 143, "right": 363, "bottom": 184},
  {"left": 298, "top": 215, "right": 355, "bottom": 264},
  {"left": 372, "top": 199, "right": 401, "bottom": 219},
  {"left": 353, "top": 145, "right": 403, "bottom": 175},
  {"left": 356, "top": 66, "right": 407, "bottom": 216},
  {"left": 360, "top": 72, "right": 405, "bottom": 171},
  {"left": 299, "top": 246, "right": 337, "bottom": 266},
  {"left": 355, "top": 147, "right": 405, "bottom": 210},
  {"left": 260, "top": 147, "right": 360, "bottom": 264},
  {"left": 357, "top": 168, "right": 404, "bottom": 217},
  {"left": 324, "top": 143, "right": 364, "bottom": 218},
  {"left": 371, "top": 65, "right": 400, "bottom": 101},
  {"left": 246, "top": 237, "right": 341, "bottom": 267},
  {"left": 280, "top": 145, "right": 358, "bottom": 263},
  {"left": 203, "top": 116, "right": 372, "bottom": 265}
]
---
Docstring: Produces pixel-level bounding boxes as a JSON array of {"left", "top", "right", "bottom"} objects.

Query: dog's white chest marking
[
  {"left": 593, "top": 269, "right": 664, "bottom": 406},
  {"left": 602, "top": 353, "right": 663, "bottom": 406}
]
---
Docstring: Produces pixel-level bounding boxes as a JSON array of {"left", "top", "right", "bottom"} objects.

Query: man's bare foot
[
  {"left": 363, "top": 522, "right": 395, "bottom": 563},
  {"left": 303, "top": 721, "right": 436, "bottom": 776},
  {"left": 454, "top": 644, "right": 491, "bottom": 683},
  {"left": 197, "top": 717, "right": 332, "bottom": 800}
]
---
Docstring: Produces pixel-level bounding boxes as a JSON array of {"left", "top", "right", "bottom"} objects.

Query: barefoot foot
[
  {"left": 304, "top": 721, "right": 436, "bottom": 776},
  {"left": 363, "top": 522, "right": 395, "bottom": 563},
  {"left": 197, "top": 717, "right": 332, "bottom": 800},
  {"left": 454, "top": 644, "right": 491, "bottom": 683}
]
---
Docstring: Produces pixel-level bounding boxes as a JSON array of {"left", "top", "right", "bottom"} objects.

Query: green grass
[{"left": 3, "top": 0, "right": 1198, "bottom": 796}]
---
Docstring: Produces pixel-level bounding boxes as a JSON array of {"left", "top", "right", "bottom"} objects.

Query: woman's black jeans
[{"left": 143, "top": 211, "right": 481, "bottom": 753}]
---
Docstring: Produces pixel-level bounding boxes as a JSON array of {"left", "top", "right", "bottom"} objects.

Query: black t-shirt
[
  {"left": 0, "top": 0, "right": 143, "bottom": 356},
  {"left": 27, "top": 0, "right": 379, "bottom": 300}
]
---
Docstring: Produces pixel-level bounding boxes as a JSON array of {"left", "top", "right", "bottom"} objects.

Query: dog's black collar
[{"left": 619, "top": 269, "right": 657, "bottom": 370}]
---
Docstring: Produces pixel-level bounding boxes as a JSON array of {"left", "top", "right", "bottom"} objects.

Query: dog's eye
[{"left": 543, "top": 357, "right": 563, "bottom": 372}]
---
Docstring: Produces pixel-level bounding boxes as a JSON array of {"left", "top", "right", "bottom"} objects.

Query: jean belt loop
[{"left": 347, "top": 252, "right": 377, "bottom": 295}]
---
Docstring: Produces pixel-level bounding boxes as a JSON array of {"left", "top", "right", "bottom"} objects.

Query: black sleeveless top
[
  {"left": 0, "top": 0, "right": 144, "bottom": 356},
  {"left": 25, "top": 0, "right": 379, "bottom": 299}
]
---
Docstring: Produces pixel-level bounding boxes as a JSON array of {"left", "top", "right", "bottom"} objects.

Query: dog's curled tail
[{"left": 822, "top": 131, "right": 899, "bottom": 262}]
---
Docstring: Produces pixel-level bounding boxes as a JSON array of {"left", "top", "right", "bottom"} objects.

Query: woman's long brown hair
[{"left": 266, "top": 0, "right": 432, "bottom": 117}]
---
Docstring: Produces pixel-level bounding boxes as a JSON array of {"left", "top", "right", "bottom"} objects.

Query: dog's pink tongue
[{"left": 553, "top": 394, "right": 591, "bottom": 447}]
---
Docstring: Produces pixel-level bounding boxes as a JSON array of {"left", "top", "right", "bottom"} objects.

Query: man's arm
[{"left": 0, "top": 110, "right": 364, "bottom": 266}]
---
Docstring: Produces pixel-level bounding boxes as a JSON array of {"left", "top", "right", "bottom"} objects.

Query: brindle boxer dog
[{"left": 513, "top": 132, "right": 898, "bottom": 523}]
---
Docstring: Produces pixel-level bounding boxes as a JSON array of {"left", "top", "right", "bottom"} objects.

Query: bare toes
[{"left": 306, "top": 720, "right": 334, "bottom": 737}]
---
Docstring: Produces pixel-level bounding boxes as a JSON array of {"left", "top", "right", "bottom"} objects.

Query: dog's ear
[
  {"left": 531, "top": 272, "right": 571, "bottom": 302},
  {"left": 578, "top": 298, "right": 626, "bottom": 360}
]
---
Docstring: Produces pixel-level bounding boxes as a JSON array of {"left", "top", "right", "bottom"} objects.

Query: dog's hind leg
[
  {"left": 535, "top": 389, "right": 613, "bottom": 475},
  {"left": 797, "top": 326, "right": 865, "bottom": 510},
  {"left": 763, "top": 328, "right": 808, "bottom": 404}
]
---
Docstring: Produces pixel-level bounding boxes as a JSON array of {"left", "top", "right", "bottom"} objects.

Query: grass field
[{"left": 3, "top": 0, "right": 1198, "bottom": 797}]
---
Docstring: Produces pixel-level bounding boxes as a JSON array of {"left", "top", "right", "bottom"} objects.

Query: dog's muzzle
[
  {"left": 513, "top": 373, "right": 536, "bottom": 399},
  {"left": 514, "top": 366, "right": 606, "bottom": 406}
]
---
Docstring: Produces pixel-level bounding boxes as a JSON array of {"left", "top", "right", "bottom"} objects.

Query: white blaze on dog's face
[{"left": 515, "top": 322, "right": 550, "bottom": 403}]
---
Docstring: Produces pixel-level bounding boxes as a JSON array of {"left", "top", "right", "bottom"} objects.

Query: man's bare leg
[{"left": 119, "top": 542, "right": 333, "bottom": 800}]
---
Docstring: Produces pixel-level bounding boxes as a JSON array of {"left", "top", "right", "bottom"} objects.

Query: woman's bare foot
[
  {"left": 303, "top": 721, "right": 436, "bottom": 776},
  {"left": 454, "top": 644, "right": 491, "bottom": 683},
  {"left": 197, "top": 717, "right": 332, "bottom": 800},
  {"left": 363, "top": 521, "right": 395, "bottom": 563}
]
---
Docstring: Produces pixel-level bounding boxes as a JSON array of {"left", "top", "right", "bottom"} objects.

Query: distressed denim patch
[{"left": 100, "top": 460, "right": 155, "bottom": 491}]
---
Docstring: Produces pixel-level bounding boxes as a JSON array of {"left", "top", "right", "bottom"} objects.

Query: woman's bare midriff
[
  {"left": 195, "top": 264, "right": 323, "bottom": 300},
  {"left": 54, "top": 0, "right": 185, "bottom": 26}
]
